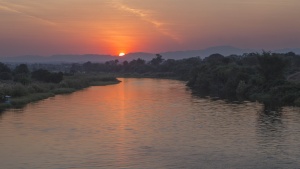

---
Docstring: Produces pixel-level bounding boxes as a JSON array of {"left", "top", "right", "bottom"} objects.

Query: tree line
[
  {"left": 70, "top": 54, "right": 201, "bottom": 80},
  {"left": 1, "top": 51, "right": 300, "bottom": 107},
  {"left": 0, "top": 63, "right": 63, "bottom": 84},
  {"left": 69, "top": 52, "right": 300, "bottom": 107}
]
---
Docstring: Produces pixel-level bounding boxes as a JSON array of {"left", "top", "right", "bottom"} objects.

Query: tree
[
  {"left": 129, "top": 58, "right": 145, "bottom": 66},
  {"left": 49, "top": 72, "right": 63, "bottom": 83},
  {"left": 32, "top": 69, "right": 63, "bottom": 83},
  {"left": 0, "top": 62, "right": 11, "bottom": 73},
  {"left": 70, "top": 63, "right": 82, "bottom": 74},
  {"left": 122, "top": 61, "right": 129, "bottom": 66},
  {"left": 105, "top": 59, "right": 119, "bottom": 66},
  {"left": 14, "top": 64, "right": 30, "bottom": 84},
  {"left": 204, "top": 53, "right": 225, "bottom": 65},
  {"left": 150, "top": 54, "right": 164, "bottom": 65},
  {"left": 257, "top": 52, "right": 288, "bottom": 82},
  {"left": 14, "top": 64, "right": 30, "bottom": 75},
  {"left": 0, "top": 62, "right": 12, "bottom": 80}
]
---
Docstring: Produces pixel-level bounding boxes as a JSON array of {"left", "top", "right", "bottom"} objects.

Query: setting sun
[{"left": 119, "top": 52, "right": 125, "bottom": 57}]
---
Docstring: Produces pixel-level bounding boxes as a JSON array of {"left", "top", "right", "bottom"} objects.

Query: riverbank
[
  {"left": 103, "top": 72, "right": 185, "bottom": 81},
  {"left": 0, "top": 74, "right": 120, "bottom": 112},
  {"left": 186, "top": 53, "right": 300, "bottom": 109},
  {"left": 113, "top": 72, "right": 300, "bottom": 110}
]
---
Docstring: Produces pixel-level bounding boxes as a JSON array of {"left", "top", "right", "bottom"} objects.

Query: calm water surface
[{"left": 1, "top": 78, "right": 300, "bottom": 169}]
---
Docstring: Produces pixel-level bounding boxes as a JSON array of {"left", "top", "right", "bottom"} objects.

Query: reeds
[{"left": 0, "top": 74, "right": 120, "bottom": 111}]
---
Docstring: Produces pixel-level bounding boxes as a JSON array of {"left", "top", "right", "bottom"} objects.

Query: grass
[
  {"left": 0, "top": 73, "right": 120, "bottom": 112},
  {"left": 105, "top": 72, "right": 181, "bottom": 80},
  {"left": 11, "top": 93, "right": 55, "bottom": 107},
  {"left": 51, "top": 88, "right": 76, "bottom": 94},
  {"left": 0, "top": 93, "right": 54, "bottom": 111},
  {"left": 89, "top": 81, "right": 121, "bottom": 86}
]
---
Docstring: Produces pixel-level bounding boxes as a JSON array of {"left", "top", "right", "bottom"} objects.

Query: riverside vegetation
[
  {"left": 1, "top": 51, "right": 300, "bottom": 111},
  {"left": 69, "top": 52, "right": 300, "bottom": 108},
  {"left": 0, "top": 63, "right": 120, "bottom": 111}
]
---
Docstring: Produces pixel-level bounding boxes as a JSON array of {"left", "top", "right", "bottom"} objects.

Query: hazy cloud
[
  {"left": 0, "top": 1, "right": 56, "bottom": 26},
  {"left": 111, "top": 0, "right": 180, "bottom": 42}
]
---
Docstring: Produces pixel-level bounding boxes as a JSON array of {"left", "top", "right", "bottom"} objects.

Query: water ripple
[{"left": 0, "top": 78, "right": 300, "bottom": 168}]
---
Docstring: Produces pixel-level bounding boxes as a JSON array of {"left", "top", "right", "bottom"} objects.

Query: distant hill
[
  {"left": 160, "top": 46, "right": 256, "bottom": 59},
  {"left": 0, "top": 54, "right": 114, "bottom": 63},
  {"left": 275, "top": 48, "right": 300, "bottom": 54},
  {"left": 119, "top": 52, "right": 156, "bottom": 61},
  {"left": 0, "top": 46, "right": 299, "bottom": 63}
]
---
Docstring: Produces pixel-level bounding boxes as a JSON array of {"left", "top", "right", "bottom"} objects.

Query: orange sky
[{"left": 0, "top": 0, "right": 300, "bottom": 56}]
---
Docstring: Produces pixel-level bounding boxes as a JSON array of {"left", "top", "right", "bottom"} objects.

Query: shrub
[
  {"left": 0, "top": 72, "right": 12, "bottom": 80},
  {"left": 10, "top": 84, "right": 29, "bottom": 97},
  {"left": 32, "top": 69, "right": 63, "bottom": 83}
]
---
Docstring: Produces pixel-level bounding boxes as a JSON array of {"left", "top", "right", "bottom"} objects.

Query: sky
[{"left": 0, "top": 0, "right": 300, "bottom": 56}]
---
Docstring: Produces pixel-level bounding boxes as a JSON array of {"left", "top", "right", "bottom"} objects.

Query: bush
[
  {"left": 236, "top": 80, "right": 247, "bottom": 96},
  {"left": 0, "top": 72, "right": 12, "bottom": 80},
  {"left": 27, "top": 84, "right": 48, "bottom": 93},
  {"left": 32, "top": 69, "right": 63, "bottom": 83},
  {"left": 294, "top": 98, "right": 300, "bottom": 107},
  {"left": 10, "top": 84, "right": 29, "bottom": 97},
  {"left": 14, "top": 74, "right": 31, "bottom": 85}
]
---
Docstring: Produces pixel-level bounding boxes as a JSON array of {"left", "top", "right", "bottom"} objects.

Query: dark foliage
[
  {"left": 0, "top": 62, "right": 12, "bottom": 80},
  {"left": 14, "top": 64, "right": 30, "bottom": 75},
  {"left": 188, "top": 52, "right": 300, "bottom": 107},
  {"left": 13, "top": 64, "right": 31, "bottom": 84},
  {"left": 68, "top": 52, "right": 300, "bottom": 107},
  {"left": 32, "top": 69, "right": 63, "bottom": 83},
  {"left": 66, "top": 51, "right": 300, "bottom": 107}
]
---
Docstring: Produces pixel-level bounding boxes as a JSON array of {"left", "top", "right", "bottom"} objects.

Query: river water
[{"left": 0, "top": 78, "right": 300, "bottom": 169}]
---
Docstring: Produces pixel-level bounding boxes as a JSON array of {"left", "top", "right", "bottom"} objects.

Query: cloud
[
  {"left": 0, "top": 1, "right": 56, "bottom": 26},
  {"left": 111, "top": 0, "right": 180, "bottom": 42}
]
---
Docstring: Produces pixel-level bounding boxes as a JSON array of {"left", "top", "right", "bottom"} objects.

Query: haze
[{"left": 0, "top": 0, "right": 300, "bottom": 57}]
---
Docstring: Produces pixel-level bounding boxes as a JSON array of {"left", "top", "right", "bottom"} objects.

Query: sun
[{"left": 119, "top": 52, "right": 125, "bottom": 57}]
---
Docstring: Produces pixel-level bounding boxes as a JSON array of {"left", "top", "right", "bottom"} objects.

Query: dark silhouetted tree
[
  {"left": 14, "top": 64, "right": 30, "bottom": 84},
  {"left": 257, "top": 52, "right": 288, "bottom": 82},
  {"left": 14, "top": 64, "right": 30, "bottom": 75},
  {"left": 32, "top": 69, "right": 63, "bottom": 83},
  {"left": 0, "top": 62, "right": 12, "bottom": 80},
  {"left": 150, "top": 54, "right": 164, "bottom": 66}
]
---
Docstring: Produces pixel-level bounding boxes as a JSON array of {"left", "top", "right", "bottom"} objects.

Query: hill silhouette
[{"left": 0, "top": 46, "right": 299, "bottom": 63}]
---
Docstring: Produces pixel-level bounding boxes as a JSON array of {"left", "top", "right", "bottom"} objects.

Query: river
[{"left": 0, "top": 78, "right": 300, "bottom": 169}]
